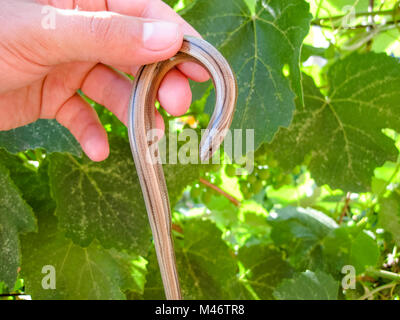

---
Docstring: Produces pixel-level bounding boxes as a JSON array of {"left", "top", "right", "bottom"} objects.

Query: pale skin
[{"left": 0, "top": 0, "right": 209, "bottom": 161}]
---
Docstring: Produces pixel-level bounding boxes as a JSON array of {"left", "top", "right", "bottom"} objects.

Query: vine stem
[
  {"left": 312, "top": 8, "right": 397, "bottom": 25},
  {"left": 312, "top": 19, "right": 399, "bottom": 29},
  {"left": 358, "top": 283, "right": 396, "bottom": 300},
  {"left": 312, "top": 5, "right": 400, "bottom": 30},
  {"left": 366, "top": 0, "right": 375, "bottom": 50},
  {"left": 366, "top": 268, "right": 400, "bottom": 282},
  {"left": 199, "top": 177, "right": 241, "bottom": 207}
]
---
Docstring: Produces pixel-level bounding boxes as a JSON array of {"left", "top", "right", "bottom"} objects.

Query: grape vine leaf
[
  {"left": 322, "top": 226, "right": 380, "bottom": 275},
  {"left": 0, "top": 282, "right": 6, "bottom": 294},
  {"left": 20, "top": 214, "right": 138, "bottom": 300},
  {"left": 0, "top": 149, "right": 54, "bottom": 214},
  {"left": 206, "top": 195, "right": 239, "bottom": 227},
  {"left": 181, "top": 0, "right": 312, "bottom": 149},
  {"left": 301, "top": 44, "right": 326, "bottom": 62},
  {"left": 270, "top": 53, "right": 400, "bottom": 192},
  {"left": 163, "top": 162, "right": 210, "bottom": 208},
  {"left": 0, "top": 164, "right": 36, "bottom": 289},
  {"left": 0, "top": 119, "right": 81, "bottom": 156},
  {"left": 164, "top": 0, "right": 180, "bottom": 8},
  {"left": 273, "top": 270, "right": 339, "bottom": 300},
  {"left": 144, "top": 219, "right": 238, "bottom": 299},
  {"left": 379, "top": 192, "right": 400, "bottom": 246},
  {"left": 48, "top": 138, "right": 151, "bottom": 254},
  {"left": 48, "top": 137, "right": 209, "bottom": 254},
  {"left": 268, "top": 206, "right": 338, "bottom": 269},
  {"left": 238, "top": 244, "right": 293, "bottom": 299}
]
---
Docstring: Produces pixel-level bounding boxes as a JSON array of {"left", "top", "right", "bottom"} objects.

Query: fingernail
[{"left": 142, "top": 21, "right": 180, "bottom": 51}]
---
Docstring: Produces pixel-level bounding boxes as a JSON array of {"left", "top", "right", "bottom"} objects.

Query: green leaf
[
  {"left": 301, "top": 44, "right": 326, "bottom": 62},
  {"left": 349, "top": 231, "right": 380, "bottom": 273},
  {"left": 0, "top": 119, "right": 81, "bottom": 156},
  {"left": 141, "top": 249, "right": 165, "bottom": 300},
  {"left": 268, "top": 206, "right": 337, "bottom": 269},
  {"left": 238, "top": 244, "right": 293, "bottom": 299},
  {"left": 274, "top": 270, "right": 339, "bottom": 300},
  {"left": 164, "top": 0, "right": 180, "bottom": 8},
  {"left": 271, "top": 53, "right": 400, "bottom": 192},
  {"left": 144, "top": 219, "right": 238, "bottom": 299},
  {"left": 48, "top": 138, "right": 151, "bottom": 254},
  {"left": 0, "top": 282, "right": 6, "bottom": 294},
  {"left": 322, "top": 226, "right": 379, "bottom": 274},
  {"left": 0, "top": 149, "right": 55, "bottom": 215},
  {"left": 48, "top": 137, "right": 208, "bottom": 254},
  {"left": 20, "top": 214, "right": 138, "bottom": 300},
  {"left": 163, "top": 162, "right": 209, "bottom": 208},
  {"left": 182, "top": 0, "right": 312, "bottom": 149},
  {"left": 0, "top": 164, "right": 36, "bottom": 289},
  {"left": 324, "top": 0, "right": 374, "bottom": 12},
  {"left": 379, "top": 191, "right": 400, "bottom": 246},
  {"left": 206, "top": 195, "right": 239, "bottom": 227},
  {"left": 372, "top": 29, "right": 400, "bottom": 55}
]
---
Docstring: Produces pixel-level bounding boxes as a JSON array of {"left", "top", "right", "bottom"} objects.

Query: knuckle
[
  {"left": 88, "top": 14, "right": 117, "bottom": 45},
  {"left": 131, "top": 0, "right": 151, "bottom": 16}
]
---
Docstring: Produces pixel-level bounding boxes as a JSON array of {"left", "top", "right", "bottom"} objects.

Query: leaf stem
[
  {"left": 338, "top": 192, "right": 351, "bottom": 224},
  {"left": 199, "top": 177, "right": 241, "bottom": 207},
  {"left": 315, "top": 0, "right": 324, "bottom": 19}
]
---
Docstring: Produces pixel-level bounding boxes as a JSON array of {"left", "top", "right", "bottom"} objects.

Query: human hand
[{"left": 0, "top": 0, "right": 209, "bottom": 161}]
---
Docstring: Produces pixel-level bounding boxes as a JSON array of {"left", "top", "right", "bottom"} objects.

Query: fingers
[
  {"left": 138, "top": 0, "right": 210, "bottom": 82},
  {"left": 103, "top": 0, "right": 211, "bottom": 81},
  {"left": 157, "top": 68, "right": 192, "bottom": 116},
  {"left": 37, "top": 0, "right": 209, "bottom": 81},
  {"left": 56, "top": 94, "right": 109, "bottom": 161},
  {"left": 81, "top": 64, "right": 132, "bottom": 125},
  {"left": 81, "top": 64, "right": 192, "bottom": 126},
  {"left": 155, "top": 108, "right": 165, "bottom": 139},
  {"left": 37, "top": 7, "right": 183, "bottom": 66},
  {"left": 178, "top": 62, "right": 210, "bottom": 82},
  {"left": 123, "top": 0, "right": 210, "bottom": 82}
]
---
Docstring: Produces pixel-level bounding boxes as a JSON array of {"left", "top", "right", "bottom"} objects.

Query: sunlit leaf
[
  {"left": 144, "top": 219, "right": 238, "bottom": 299},
  {"left": 274, "top": 270, "right": 339, "bottom": 300},
  {"left": 271, "top": 54, "right": 400, "bottom": 192},
  {"left": 0, "top": 164, "right": 36, "bottom": 289},
  {"left": 20, "top": 214, "right": 138, "bottom": 300},
  {"left": 0, "top": 120, "right": 81, "bottom": 156},
  {"left": 182, "top": 0, "right": 312, "bottom": 149}
]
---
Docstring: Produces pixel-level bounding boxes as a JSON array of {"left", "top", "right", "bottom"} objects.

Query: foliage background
[{"left": 1, "top": 0, "right": 400, "bottom": 300}]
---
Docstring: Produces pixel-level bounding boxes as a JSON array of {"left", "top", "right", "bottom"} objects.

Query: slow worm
[{"left": 128, "top": 36, "right": 237, "bottom": 300}]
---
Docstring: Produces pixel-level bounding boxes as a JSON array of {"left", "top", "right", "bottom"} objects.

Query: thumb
[{"left": 39, "top": 7, "right": 183, "bottom": 66}]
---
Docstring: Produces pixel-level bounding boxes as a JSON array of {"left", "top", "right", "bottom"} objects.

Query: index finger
[
  {"left": 37, "top": 0, "right": 210, "bottom": 81},
  {"left": 108, "top": 0, "right": 210, "bottom": 82}
]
